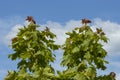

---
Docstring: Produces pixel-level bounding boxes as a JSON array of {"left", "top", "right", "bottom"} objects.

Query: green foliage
[
  {"left": 60, "top": 26, "right": 110, "bottom": 80},
  {"left": 95, "top": 75, "right": 116, "bottom": 80},
  {"left": 5, "top": 22, "right": 60, "bottom": 80},
  {"left": 5, "top": 20, "right": 115, "bottom": 80}
]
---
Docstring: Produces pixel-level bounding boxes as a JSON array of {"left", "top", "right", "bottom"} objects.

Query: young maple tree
[
  {"left": 5, "top": 17, "right": 60, "bottom": 80},
  {"left": 56, "top": 19, "right": 115, "bottom": 80}
]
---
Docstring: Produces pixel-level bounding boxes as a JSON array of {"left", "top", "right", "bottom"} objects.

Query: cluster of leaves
[
  {"left": 95, "top": 75, "right": 115, "bottom": 80},
  {"left": 5, "top": 23, "right": 60, "bottom": 80},
  {"left": 5, "top": 21, "right": 115, "bottom": 80},
  {"left": 57, "top": 26, "right": 109, "bottom": 80}
]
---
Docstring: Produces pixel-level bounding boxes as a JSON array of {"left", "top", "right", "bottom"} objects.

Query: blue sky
[
  {"left": 0, "top": 0, "right": 120, "bottom": 80},
  {"left": 0, "top": 0, "right": 120, "bottom": 23}
]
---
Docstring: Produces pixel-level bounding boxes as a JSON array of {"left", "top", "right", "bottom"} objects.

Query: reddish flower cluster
[
  {"left": 26, "top": 16, "right": 36, "bottom": 24},
  {"left": 82, "top": 18, "right": 91, "bottom": 25}
]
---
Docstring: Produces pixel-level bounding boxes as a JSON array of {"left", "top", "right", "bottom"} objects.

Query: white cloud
[
  {"left": 93, "top": 18, "right": 120, "bottom": 56},
  {"left": 5, "top": 24, "right": 23, "bottom": 45},
  {"left": 38, "top": 19, "right": 120, "bottom": 57},
  {"left": 116, "top": 73, "right": 120, "bottom": 80},
  {"left": 39, "top": 20, "right": 82, "bottom": 45},
  {"left": 6, "top": 18, "right": 120, "bottom": 53},
  {"left": 3, "top": 21, "right": 30, "bottom": 45},
  {"left": 4, "top": 18, "right": 120, "bottom": 59},
  {"left": 0, "top": 16, "right": 23, "bottom": 45}
]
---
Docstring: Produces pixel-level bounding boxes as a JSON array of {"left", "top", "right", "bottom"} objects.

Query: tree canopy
[{"left": 5, "top": 17, "right": 115, "bottom": 80}]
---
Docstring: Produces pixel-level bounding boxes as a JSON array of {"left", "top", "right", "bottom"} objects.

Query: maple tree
[
  {"left": 56, "top": 20, "right": 115, "bottom": 80},
  {"left": 5, "top": 17, "right": 115, "bottom": 80},
  {"left": 5, "top": 17, "right": 60, "bottom": 80}
]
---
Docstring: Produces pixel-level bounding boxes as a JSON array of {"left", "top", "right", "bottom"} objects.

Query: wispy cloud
[
  {"left": 5, "top": 24, "right": 23, "bottom": 45},
  {"left": 93, "top": 18, "right": 120, "bottom": 56},
  {"left": 39, "top": 20, "right": 82, "bottom": 45},
  {"left": 116, "top": 73, "right": 120, "bottom": 80},
  {"left": 0, "top": 16, "right": 23, "bottom": 45}
]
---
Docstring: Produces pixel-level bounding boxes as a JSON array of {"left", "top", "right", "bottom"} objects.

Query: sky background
[{"left": 0, "top": 0, "right": 120, "bottom": 80}]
